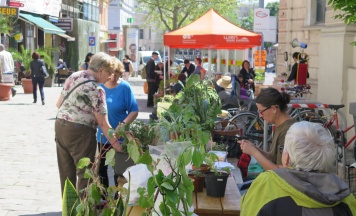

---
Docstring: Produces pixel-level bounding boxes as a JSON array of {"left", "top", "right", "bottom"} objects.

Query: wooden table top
[{"left": 193, "top": 176, "right": 241, "bottom": 215}]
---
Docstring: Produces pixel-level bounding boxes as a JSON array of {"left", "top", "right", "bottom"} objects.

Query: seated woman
[
  {"left": 241, "top": 121, "right": 356, "bottom": 215},
  {"left": 216, "top": 75, "right": 240, "bottom": 109}
]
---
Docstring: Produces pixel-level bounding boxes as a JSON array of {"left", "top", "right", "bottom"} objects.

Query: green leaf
[
  {"left": 105, "top": 149, "right": 116, "bottom": 167},
  {"left": 147, "top": 177, "right": 155, "bottom": 195},
  {"left": 159, "top": 202, "right": 171, "bottom": 215},
  {"left": 137, "top": 150, "right": 153, "bottom": 165},
  {"left": 127, "top": 140, "right": 141, "bottom": 163},
  {"left": 192, "top": 149, "right": 204, "bottom": 167},
  {"left": 83, "top": 168, "right": 93, "bottom": 179},
  {"left": 62, "top": 178, "right": 79, "bottom": 216},
  {"left": 161, "top": 182, "right": 174, "bottom": 190},
  {"left": 77, "top": 158, "right": 90, "bottom": 169},
  {"left": 87, "top": 184, "right": 101, "bottom": 203}
]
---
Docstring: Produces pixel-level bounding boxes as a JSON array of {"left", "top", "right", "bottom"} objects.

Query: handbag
[
  {"left": 40, "top": 65, "right": 49, "bottom": 78},
  {"left": 143, "top": 81, "right": 148, "bottom": 94}
]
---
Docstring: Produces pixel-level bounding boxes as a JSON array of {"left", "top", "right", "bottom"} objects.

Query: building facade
[{"left": 277, "top": 0, "right": 356, "bottom": 126}]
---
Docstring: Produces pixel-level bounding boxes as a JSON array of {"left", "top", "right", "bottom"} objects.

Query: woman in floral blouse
[{"left": 55, "top": 52, "right": 122, "bottom": 196}]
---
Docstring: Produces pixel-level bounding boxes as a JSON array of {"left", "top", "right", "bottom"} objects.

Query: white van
[{"left": 138, "top": 51, "right": 162, "bottom": 74}]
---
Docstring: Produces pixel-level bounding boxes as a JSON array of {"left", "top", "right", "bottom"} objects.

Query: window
[
  {"left": 316, "top": 0, "right": 326, "bottom": 23},
  {"left": 305, "top": 0, "right": 326, "bottom": 25},
  {"left": 139, "top": 29, "right": 144, "bottom": 39}
]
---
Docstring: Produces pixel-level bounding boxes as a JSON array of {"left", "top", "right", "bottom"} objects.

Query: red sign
[{"left": 9, "top": 2, "right": 24, "bottom": 7}]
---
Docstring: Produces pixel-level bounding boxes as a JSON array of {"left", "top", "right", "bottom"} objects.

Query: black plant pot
[
  {"left": 114, "top": 152, "right": 135, "bottom": 177},
  {"left": 204, "top": 172, "right": 229, "bottom": 197}
]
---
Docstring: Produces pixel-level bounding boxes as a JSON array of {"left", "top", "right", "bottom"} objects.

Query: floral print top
[{"left": 56, "top": 70, "right": 107, "bottom": 129}]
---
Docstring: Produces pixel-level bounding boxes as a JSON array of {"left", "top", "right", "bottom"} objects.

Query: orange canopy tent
[{"left": 164, "top": 9, "right": 262, "bottom": 49}]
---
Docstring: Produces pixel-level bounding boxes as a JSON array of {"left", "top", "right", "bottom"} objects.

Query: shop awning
[{"left": 19, "top": 12, "right": 75, "bottom": 41}]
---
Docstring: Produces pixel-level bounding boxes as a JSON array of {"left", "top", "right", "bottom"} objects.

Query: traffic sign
[{"left": 89, "top": 36, "right": 95, "bottom": 46}]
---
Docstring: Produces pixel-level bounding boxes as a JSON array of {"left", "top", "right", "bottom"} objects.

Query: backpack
[{"left": 141, "top": 64, "right": 147, "bottom": 79}]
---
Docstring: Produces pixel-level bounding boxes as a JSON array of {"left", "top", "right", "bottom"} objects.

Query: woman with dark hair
[
  {"left": 79, "top": 52, "right": 94, "bottom": 70},
  {"left": 122, "top": 54, "right": 133, "bottom": 81},
  {"left": 192, "top": 57, "right": 206, "bottom": 81},
  {"left": 239, "top": 60, "right": 255, "bottom": 92},
  {"left": 30, "top": 52, "right": 46, "bottom": 105},
  {"left": 239, "top": 87, "right": 296, "bottom": 170}
]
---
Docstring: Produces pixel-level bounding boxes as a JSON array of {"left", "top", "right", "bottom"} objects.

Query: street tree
[
  {"left": 266, "top": 1, "right": 279, "bottom": 16},
  {"left": 133, "top": 0, "right": 240, "bottom": 31},
  {"left": 328, "top": 0, "right": 356, "bottom": 45},
  {"left": 0, "top": 14, "right": 13, "bottom": 34}
]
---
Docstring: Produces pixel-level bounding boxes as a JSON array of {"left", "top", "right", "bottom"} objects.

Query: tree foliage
[
  {"left": 328, "top": 0, "right": 356, "bottom": 45},
  {"left": 238, "top": 9, "right": 254, "bottom": 31},
  {"left": 0, "top": 14, "right": 13, "bottom": 34},
  {"left": 133, "top": 0, "right": 239, "bottom": 31},
  {"left": 266, "top": 1, "right": 279, "bottom": 16},
  {"left": 328, "top": 0, "right": 356, "bottom": 25}
]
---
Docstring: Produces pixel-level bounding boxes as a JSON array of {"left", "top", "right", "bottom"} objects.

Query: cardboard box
[{"left": 2, "top": 72, "right": 14, "bottom": 84}]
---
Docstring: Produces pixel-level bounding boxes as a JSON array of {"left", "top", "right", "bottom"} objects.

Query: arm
[
  {"left": 200, "top": 67, "right": 206, "bottom": 81},
  {"left": 94, "top": 112, "right": 122, "bottom": 152},
  {"left": 129, "top": 62, "right": 134, "bottom": 73},
  {"left": 240, "top": 140, "right": 282, "bottom": 170},
  {"left": 56, "top": 94, "right": 63, "bottom": 108},
  {"left": 287, "top": 63, "right": 297, "bottom": 82}
]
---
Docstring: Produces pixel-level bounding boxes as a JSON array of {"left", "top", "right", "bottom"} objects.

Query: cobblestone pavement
[{"left": 0, "top": 77, "right": 149, "bottom": 216}]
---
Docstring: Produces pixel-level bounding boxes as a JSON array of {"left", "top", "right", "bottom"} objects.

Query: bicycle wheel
[
  {"left": 229, "top": 112, "right": 265, "bottom": 149},
  {"left": 292, "top": 110, "right": 321, "bottom": 122}
]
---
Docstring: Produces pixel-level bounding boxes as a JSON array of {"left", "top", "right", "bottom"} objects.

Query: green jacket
[{"left": 241, "top": 168, "right": 356, "bottom": 216}]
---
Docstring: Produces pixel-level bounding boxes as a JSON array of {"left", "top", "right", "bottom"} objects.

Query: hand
[
  {"left": 112, "top": 142, "right": 123, "bottom": 152},
  {"left": 248, "top": 79, "right": 254, "bottom": 83},
  {"left": 239, "top": 139, "right": 257, "bottom": 156}
]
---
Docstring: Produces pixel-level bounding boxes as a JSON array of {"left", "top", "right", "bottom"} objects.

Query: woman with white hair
[
  {"left": 241, "top": 121, "right": 356, "bottom": 216},
  {"left": 55, "top": 52, "right": 123, "bottom": 197}
]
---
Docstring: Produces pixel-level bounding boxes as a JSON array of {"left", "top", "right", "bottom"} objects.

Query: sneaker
[
  {"left": 12, "top": 89, "right": 17, "bottom": 97},
  {"left": 42, "top": 101, "right": 45, "bottom": 105}
]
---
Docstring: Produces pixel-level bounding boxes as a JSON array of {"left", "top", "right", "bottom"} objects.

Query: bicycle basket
[{"left": 212, "top": 120, "right": 241, "bottom": 137}]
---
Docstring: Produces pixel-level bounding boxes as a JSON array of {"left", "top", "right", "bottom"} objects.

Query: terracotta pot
[
  {"left": 21, "top": 78, "right": 33, "bottom": 94},
  {"left": 0, "top": 83, "right": 12, "bottom": 101},
  {"left": 188, "top": 174, "right": 205, "bottom": 192}
]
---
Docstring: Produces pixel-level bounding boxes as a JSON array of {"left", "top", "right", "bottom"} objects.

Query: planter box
[
  {"left": 21, "top": 78, "right": 33, "bottom": 94},
  {"left": 0, "top": 83, "right": 12, "bottom": 101},
  {"left": 44, "top": 76, "right": 55, "bottom": 87}
]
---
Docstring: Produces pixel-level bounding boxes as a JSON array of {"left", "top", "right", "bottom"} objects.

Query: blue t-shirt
[{"left": 96, "top": 80, "right": 139, "bottom": 144}]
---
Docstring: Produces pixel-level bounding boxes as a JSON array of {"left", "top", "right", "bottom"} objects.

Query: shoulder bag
[{"left": 59, "top": 80, "right": 95, "bottom": 108}]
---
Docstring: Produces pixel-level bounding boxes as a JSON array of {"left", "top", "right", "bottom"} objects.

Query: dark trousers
[
  {"left": 32, "top": 77, "right": 45, "bottom": 102},
  {"left": 55, "top": 119, "right": 97, "bottom": 197},
  {"left": 147, "top": 81, "right": 156, "bottom": 107},
  {"left": 97, "top": 143, "right": 112, "bottom": 188}
]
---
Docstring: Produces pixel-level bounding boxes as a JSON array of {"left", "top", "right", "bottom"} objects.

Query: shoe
[
  {"left": 33, "top": 101, "right": 37, "bottom": 103},
  {"left": 12, "top": 89, "right": 16, "bottom": 97},
  {"left": 42, "top": 101, "right": 45, "bottom": 105}
]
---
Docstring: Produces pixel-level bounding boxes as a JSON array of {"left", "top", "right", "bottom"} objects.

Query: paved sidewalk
[{"left": 0, "top": 77, "right": 150, "bottom": 216}]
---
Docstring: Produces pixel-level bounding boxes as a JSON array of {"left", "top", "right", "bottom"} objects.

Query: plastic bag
[{"left": 123, "top": 164, "right": 152, "bottom": 205}]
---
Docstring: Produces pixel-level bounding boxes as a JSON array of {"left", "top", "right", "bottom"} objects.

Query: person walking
[
  {"left": 0, "top": 44, "right": 16, "bottom": 97},
  {"left": 122, "top": 54, "right": 133, "bottom": 81},
  {"left": 30, "top": 52, "right": 46, "bottom": 105},
  {"left": 55, "top": 52, "right": 122, "bottom": 196},
  {"left": 146, "top": 51, "right": 159, "bottom": 107},
  {"left": 97, "top": 57, "right": 138, "bottom": 188}
]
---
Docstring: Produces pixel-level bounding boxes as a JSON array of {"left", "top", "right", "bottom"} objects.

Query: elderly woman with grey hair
[
  {"left": 241, "top": 121, "right": 356, "bottom": 216},
  {"left": 55, "top": 52, "right": 122, "bottom": 197}
]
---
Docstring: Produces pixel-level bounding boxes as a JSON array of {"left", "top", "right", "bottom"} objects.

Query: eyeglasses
[{"left": 258, "top": 106, "right": 272, "bottom": 115}]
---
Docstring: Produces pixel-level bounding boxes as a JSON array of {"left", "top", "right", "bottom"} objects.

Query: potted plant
[
  {"left": 188, "top": 169, "right": 205, "bottom": 192},
  {"left": 203, "top": 153, "right": 231, "bottom": 197},
  {"left": 114, "top": 120, "right": 156, "bottom": 177}
]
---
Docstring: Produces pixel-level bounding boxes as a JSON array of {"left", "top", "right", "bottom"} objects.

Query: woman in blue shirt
[{"left": 96, "top": 58, "right": 139, "bottom": 188}]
